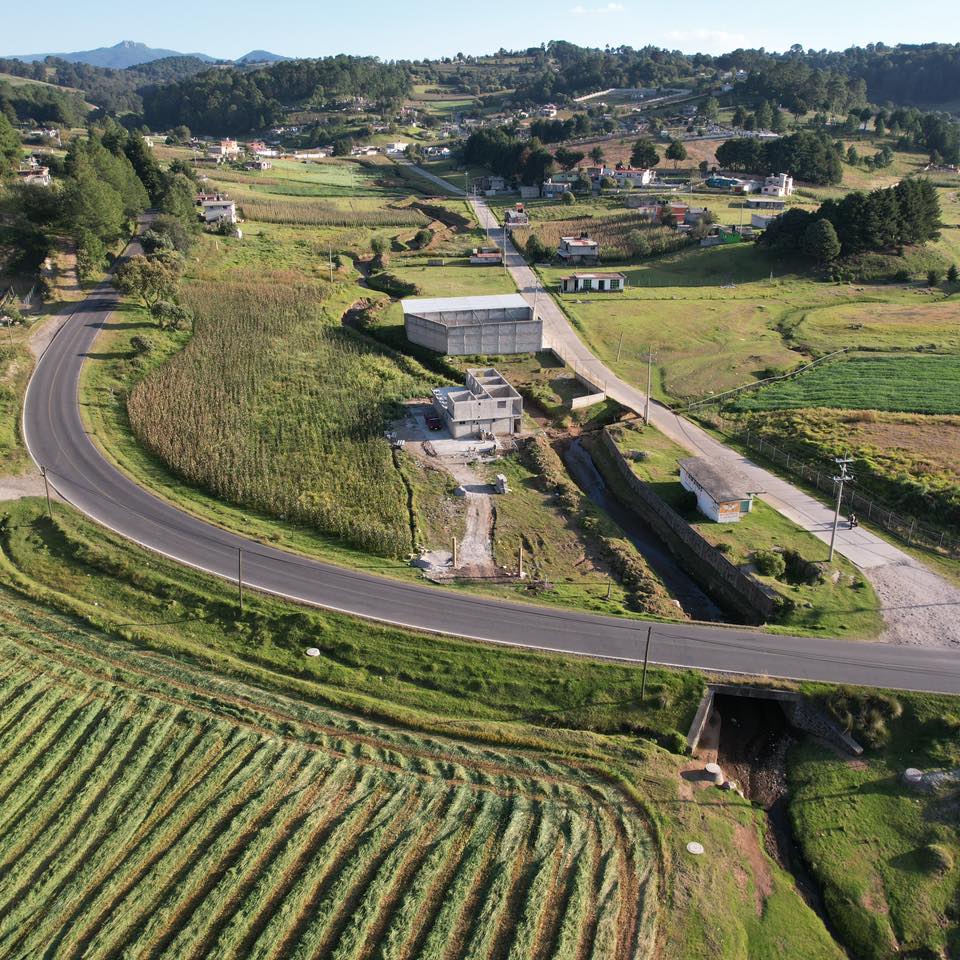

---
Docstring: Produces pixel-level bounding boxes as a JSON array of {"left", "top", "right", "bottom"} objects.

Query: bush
[
  {"left": 365, "top": 272, "right": 419, "bottom": 298},
  {"left": 561, "top": 190, "right": 575, "bottom": 204},
  {"left": 824, "top": 687, "right": 903, "bottom": 748},
  {"left": 928, "top": 268, "right": 943, "bottom": 286},
  {"left": 753, "top": 549, "right": 786, "bottom": 578},
  {"left": 130, "top": 335, "right": 153, "bottom": 355}
]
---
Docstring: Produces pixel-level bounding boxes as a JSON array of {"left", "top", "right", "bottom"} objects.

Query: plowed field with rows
[{"left": 0, "top": 594, "right": 655, "bottom": 960}]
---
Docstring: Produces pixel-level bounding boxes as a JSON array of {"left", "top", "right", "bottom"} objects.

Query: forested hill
[{"left": 140, "top": 56, "right": 412, "bottom": 134}]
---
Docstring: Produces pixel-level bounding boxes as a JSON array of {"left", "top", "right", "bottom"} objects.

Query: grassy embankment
[
  {"left": 589, "top": 420, "right": 883, "bottom": 638},
  {"left": 791, "top": 683, "right": 960, "bottom": 960},
  {"left": 0, "top": 494, "right": 851, "bottom": 959}
]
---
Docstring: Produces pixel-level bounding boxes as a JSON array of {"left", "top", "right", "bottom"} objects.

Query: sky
[{"left": 3, "top": 0, "right": 956, "bottom": 61}]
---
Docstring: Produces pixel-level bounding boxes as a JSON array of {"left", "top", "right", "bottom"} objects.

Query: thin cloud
[
  {"left": 663, "top": 28, "right": 751, "bottom": 50},
  {"left": 570, "top": 3, "right": 625, "bottom": 14}
]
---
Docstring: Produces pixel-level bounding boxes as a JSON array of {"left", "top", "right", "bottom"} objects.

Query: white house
[
  {"left": 540, "top": 104, "right": 558, "bottom": 118},
  {"left": 679, "top": 457, "right": 761, "bottom": 523},
  {"left": 385, "top": 142, "right": 410, "bottom": 155},
  {"left": 208, "top": 138, "right": 241, "bottom": 160},
  {"left": 612, "top": 166, "right": 655, "bottom": 188},
  {"left": 557, "top": 235, "right": 600, "bottom": 264},
  {"left": 201, "top": 199, "right": 238, "bottom": 224},
  {"left": 559, "top": 272, "right": 625, "bottom": 293},
  {"left": 18, "top": 163, "right": 51, "bottom": 186},
  {"left": 762, "top": 172, "right": 794, "bottom": 196}
]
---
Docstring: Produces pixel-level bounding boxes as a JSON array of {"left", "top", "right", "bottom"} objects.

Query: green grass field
[{"left": 731, "top": 354, "right": 960, "bottom": 415}]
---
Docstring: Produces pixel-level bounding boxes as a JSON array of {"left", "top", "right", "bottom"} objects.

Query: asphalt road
[{"left": 21, "top": 247, "right": 960, "bottom": 695}]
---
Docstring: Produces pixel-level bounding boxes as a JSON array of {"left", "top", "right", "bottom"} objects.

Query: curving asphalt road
[{"left": 20, "top": 242, "right": 960, "bottom": 695}]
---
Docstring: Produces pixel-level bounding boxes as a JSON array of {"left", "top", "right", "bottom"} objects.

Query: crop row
[{"left": 0, "top": 609, "right": 655, "bottom": 959}]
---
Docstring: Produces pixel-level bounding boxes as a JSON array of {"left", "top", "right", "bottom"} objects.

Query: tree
[
  {"left": 115, "top": 254, "right": 183, "bottom": 309},
  {"left": 554, "top": 147, "right": 585, "bottom": 171},
  {"left": 560, "top": 190, "right": 575, "bottom": 204},
  {"left": 927, "top": 268, "right": 943, "bottom": 287},
  {"left": 803, "top": 218, "right": 841, "bottom": 263},
  {"left": 948, "top": 264, "right": 959, "bottom": 284},
  {"left": 770, "top": 107, "right": 787, "bottom": 134},
  {"left": 370, "top": 236, "right": 387, "bottom": 257},
  {"left": 665, "top": 138, "right": 687, "bottom": 169},
  {"left": 698, "top": 160, "right": 710, "bottom": 178},
  {"left": 150, "top": 300, "right": 193, "bottom": 331},
  {"left": 414, "top": 227, "right": 433, "bottom": 249},
  {"left": 874, "top": 117, "right": 886, "bottom": 138},
  {"left": 754, "top": 100, "right": 772, "bottom": 130},
  {"left": 701, "top": 97, "right": 719, "bottom": 122},
  {"left": 572, "top": 174, "right": 592, "bottom": 195},
  {"left": 599, "top": 175, "right": 617, "bottom": 191},
  {"left": 589, "top": 145, "right": 605, "bottom": 165},
  {"left": 61, "top": 155, "right": 125, "bottom": 245},
  {"left": 847, "top": 145, "right": 860, "bottom": 165},
  {"left": 732, "top": 105, "right": 748, "bottom": 128},
  {"left": 630, "top": 138, "right": 659, "bottom": 168},
  {"left": 0, "top": 114, "right": 20, "bottom": 178}
]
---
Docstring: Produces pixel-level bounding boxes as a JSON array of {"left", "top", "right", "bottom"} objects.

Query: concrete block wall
[{"left": 405, "top": 316, "right": 543, "bottom": 356}]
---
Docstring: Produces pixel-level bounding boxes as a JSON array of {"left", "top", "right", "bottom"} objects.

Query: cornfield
[
  {"left": 128, "top": 280, "right": 435, "bottom": 556},
  {"left": 512, "top": 214, "right": 689, "bottom": 262},
  {"left": 238, "top": 195, "right": 429, "bottom": 227},
  {"left": 0, "top": 593, "right": 656, "bottom": 960}
]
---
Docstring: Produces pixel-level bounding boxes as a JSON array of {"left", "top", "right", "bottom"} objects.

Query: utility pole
[
  {"left": 452, "top": 536, "right": 459, "bottom": 570},
  {"left": 644, "top": 348, "right": 655, "bottom": 425},
  {"left": 328, "top": 247, "right": 334, "bottom": 283},
  {"left": 616, "top": 330, "right": 624, "bottom": 363},
  {"left": 518, "top": 540, "right": 525, "bottom": 579},
  {"left": 640, "top": 625, "right": 653, "bottom": 701},
  {"left": 40, "top": 465, "right": 52, "bottom": 520},
  {"left": 237, "top": 547, "right": 244, "bottom": 612},
  {"left": 828, "top": 456, "right": 854, "bottom": 562}
]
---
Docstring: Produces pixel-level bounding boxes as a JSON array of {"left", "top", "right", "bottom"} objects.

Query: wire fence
[{"left": 710, "top": 416, "right": 960, "bottom": 559}]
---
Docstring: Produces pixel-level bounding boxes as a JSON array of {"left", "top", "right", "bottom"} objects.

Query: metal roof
[
  {"left": 401, "top": 294, "right": 531, "bottom": 315},
  {"left": 679, "top": 457, "right": 763, "bottom": 503}
]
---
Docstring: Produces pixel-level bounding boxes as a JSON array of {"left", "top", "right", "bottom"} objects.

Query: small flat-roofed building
[
  {"left": 559, "top": 272, "right": 625, "bottom": 293},
  {"left": 432, "top": 367, "right": 522, "bottom": 437},
  {"left": 751, "top": 212, "right": 779, "bottom": 229},
  {"left": 746, "top": 196, "right": 787, "bottom": 212},
  {"left": 558, "top": 235, "right": 600, "bottom": 264},
  {"left": 201, "top": 199, "right": 238, "bottom": 224},
  {"left": 679, "top": 457, "right": 761, "bottom": 523},
  {"left": 762, "top": 172, "right": 794, "bottom": 196},
  {"left": 402, "top": 294, "right": 542, "bottom": 355},
  {"left": 541, "top": 180, "right": 569, "bottom": 200},
  {"left": 469, "top": 246, "right": 504, "bottom": 265}
]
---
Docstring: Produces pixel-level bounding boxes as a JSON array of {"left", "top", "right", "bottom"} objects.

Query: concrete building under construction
[
  {"left": 401, "top": 294, "right": 542, "bottom": 356},
  {"left": 432, "top": 368, "right": 523, "bottom": 438}
]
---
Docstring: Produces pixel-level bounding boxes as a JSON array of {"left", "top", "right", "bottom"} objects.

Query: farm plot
[
  {"left": 730, "top": 354, "right": 960, "bottom": 415},
  {"left": 0, "top": 593, "right": 655, "bottom": 960},
  {"left": 236, "top": 193, "right": 430, "bottom": 227},
  {"left": 127, "top": 279, "right": 437, "bottom": 557}
]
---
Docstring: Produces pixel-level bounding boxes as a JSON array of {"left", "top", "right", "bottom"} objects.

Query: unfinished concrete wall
[{"left": 406, "top": 315, "right": 543, "bottom": 356}]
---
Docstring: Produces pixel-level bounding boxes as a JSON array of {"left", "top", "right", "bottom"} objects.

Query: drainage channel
[
  {"left": 561, "top": 438, "right": 725, "bottom": 622},
  {"left": 692, "top": 685, "right": 858, "bottom": 954}
]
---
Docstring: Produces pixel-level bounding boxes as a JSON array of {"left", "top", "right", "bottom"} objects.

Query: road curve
[{"left": 20, "top": 250, "right": 960, "bottom": 695}]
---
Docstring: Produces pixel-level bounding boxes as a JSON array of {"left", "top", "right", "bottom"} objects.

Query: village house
[
  {"left": 200, "top": 199, "right": 238, "bottom": 224},
  {"left": 246, "top": 159, "right": 272, "bottom": 171},
  {"left": 17, "top": 162, "right": 51, "bottom": 186},
  {"left": 611, "top": 166, "right": 655, "bottom": 188},
  {"left": 679, "top": 457, "right": 761, "bottom": 523},
  {"left": 476, "top": 175, "right": 509, "bottom": 195},
  {"left": 762, "top": 173, "right": 794, "bottom": 196},
  {"left": 385, "top": 142, "right": 409, "bottom": 155},
  {"left": 557, "top": 235, "right": 600, "bottom": 264},
  {"left": 504, "top": 204, "right": 529, "bottom": 228},
  {"left": 208, "top": 139, "right": 241, "bottom": 160},
  {"left": 559, "top": 272, "right": 625, "bottom": 293},
  {"left": 469, "top": 246, "right": 504, "bottom": 266},
  {"left": 540, "top": 180, "right": 569, "bottom": 200},
  {"left": 746, "top": 195, "right": 787, "bottom": 212},
  {"left": 540, "top": 103, "right": 559, "bottom": 118},
  {"left": 431, "top": 368, "right": 523, "bottom": 438}
]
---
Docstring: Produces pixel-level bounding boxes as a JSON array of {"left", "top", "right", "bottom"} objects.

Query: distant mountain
[
  {"left": 8, "top": 40, "right": 217, "bottom": 69},
  {"left": 236, "top": 50, "right": 288, "bottom": 64}
]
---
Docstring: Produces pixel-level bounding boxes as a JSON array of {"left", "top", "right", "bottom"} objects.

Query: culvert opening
[{"left": 695, "top": 686, "right": 856, "bottom": 948}]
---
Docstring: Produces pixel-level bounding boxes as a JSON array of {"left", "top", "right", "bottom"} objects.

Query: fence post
[{"left": 907, "top": 517, "right": 915, "bottom": 545}]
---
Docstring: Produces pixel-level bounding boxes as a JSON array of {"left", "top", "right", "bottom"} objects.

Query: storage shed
[
  {"left": 679, "top": 457, "right": 762, "bottom": 523},
  {"left": 401, "top": 294, "right": 542, "bottom": 355}
]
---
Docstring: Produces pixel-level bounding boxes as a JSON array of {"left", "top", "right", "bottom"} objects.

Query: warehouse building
[
  {"left": 401, "top": 294, "right": 542, "bottom": 355},
  {"left": 432, "top": 367, "right": 523, "bottom": 438}
]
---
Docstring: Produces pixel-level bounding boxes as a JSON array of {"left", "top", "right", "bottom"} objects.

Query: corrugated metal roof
[
  {"left": 679, "top": 457, "right": 762, "bottom": 503},
  {"left": 401, "top": 294, "right": 530, "bottom": 315}
]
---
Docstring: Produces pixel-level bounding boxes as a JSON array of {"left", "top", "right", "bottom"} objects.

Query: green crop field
[
  {"left": 0, "top": 590, "right": 655, "bottom": 960},
  {"left": 731, "top": 354, "right": 960, "bottom": 415}
]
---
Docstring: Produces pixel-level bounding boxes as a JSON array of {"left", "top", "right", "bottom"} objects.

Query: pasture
[{"left": 731, "top": 354, "right": 960, "bottom": 415}]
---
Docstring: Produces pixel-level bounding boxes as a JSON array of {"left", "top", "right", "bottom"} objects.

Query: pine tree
[{"left": 803, "top": 218, "right": 841, "bottom": 263}]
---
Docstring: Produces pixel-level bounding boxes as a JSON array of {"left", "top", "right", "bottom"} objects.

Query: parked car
[{"left": 425, "top": 414, "right": 443, "bottom": 431}]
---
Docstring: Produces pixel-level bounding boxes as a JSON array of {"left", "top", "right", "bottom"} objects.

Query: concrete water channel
[{"left": 561, "top": 437, "right": 724, "bottom": 622}]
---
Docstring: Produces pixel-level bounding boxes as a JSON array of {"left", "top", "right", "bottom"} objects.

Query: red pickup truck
[{"left": 425, "top": 414, "right": 443, "bottom": 431}]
